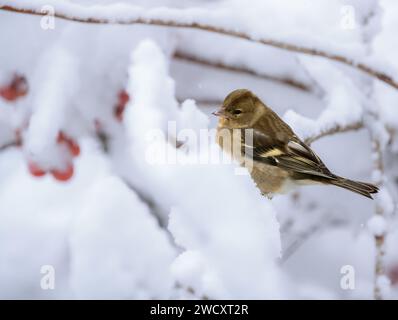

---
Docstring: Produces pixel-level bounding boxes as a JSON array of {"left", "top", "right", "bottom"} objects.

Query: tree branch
[
  {"left": 2, "top": 3, "right": 398, "bottom": 90},
  {"left": 0, "top": 140, "right": 18, "bottom": 152},
  {"left": 174, "top": 51, "right": 312, "bottom": 92},
  {"left": 280, "top": 213, "right": 347, "bottom": 264},
  {"left": 305, "top": 121, "right": 364, "bottom": 145},
  {"left": 361, "top": 84, "right": 393, "bottom": 300},
  {"left": 178, "top": 98, "right": 222, "bottom": 106},
  {"left": 369, "top": 136, "right": 389, "bottom": 300}
]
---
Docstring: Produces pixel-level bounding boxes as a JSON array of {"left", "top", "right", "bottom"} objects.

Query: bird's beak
[{"left": 212, "top": 109, "right": 229, "bottom": 119}]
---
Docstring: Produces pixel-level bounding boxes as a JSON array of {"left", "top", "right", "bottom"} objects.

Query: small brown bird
[{"left": 214, "top": 89, "right": 378, "bottom": 199}]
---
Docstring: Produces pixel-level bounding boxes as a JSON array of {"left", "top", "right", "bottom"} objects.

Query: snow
[
  {"left": 27, "top": 44, "right": 79, "bottom": 170},
  {"left": 174, "top": 32, "right": 315, "bottom": 92},
  {"left": 69, "top": 176, "right": 176, "bottom": 299},
  {"left": 372, "top": 0, "right": 398, "bottom": 132},
  {"left": 367, "top": 215, "right": 387, "bottom": 237},
  {"left": 0, "top": 0, "right": 390, "bottom": 70},
  {"left": 122, "top": 40, "right": 282, "bottom": 299},
  {"left": 0, "top": 0, "right": 397, "bottom": 300},
  {"left": 376, "top": 275, "right": 391, "bottom": 298},
  {"left": 377, "top": 187, "right": 395, "bottom": 216},
  {"left": 284, "top": 57, "right": 364, "bottom": 141}
]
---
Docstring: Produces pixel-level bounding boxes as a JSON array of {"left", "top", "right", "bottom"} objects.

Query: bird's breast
[{"left": 216, "top": 127, "right": 246, "bottom": 164}]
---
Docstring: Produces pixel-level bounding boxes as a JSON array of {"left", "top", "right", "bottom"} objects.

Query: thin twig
[
  {"left": 0, "top": 140, "right": 18, "bottom": 151},
  {"left": 1, "top": 3, "right": 398, "bottom": 90},
  {"left": 176, "top": 97, "right": 222, "bottom": 107},
  {"left": 362, "top": 83, "right": 392, "bottom": 299},
  {"left": 280, "top": 214, "right": 347, "bottom": 264},
  {"left": 305, "top": 121, "right": 364, "bottom": 145},
  {"left": 94, "top": 130, "right": 171, "bottom": 230},
  {"left": 122, "top": 178, "right": 169, "bottom": 229},
  {"left": 175, "top": 282, "right": 209, "bottom": 300},
  {"left": 370, "top": 137, "right": 388, "bottom": 300},
  {"left": 174, "top": 51, "right": 312, "bottom": 92}
]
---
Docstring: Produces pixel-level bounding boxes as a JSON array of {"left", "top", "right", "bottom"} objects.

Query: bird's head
[{"left": 213, "top": 89, "right": 265, "bottom": 128}]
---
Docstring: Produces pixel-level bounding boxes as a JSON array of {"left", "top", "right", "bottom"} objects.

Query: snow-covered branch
[
  {"left": 0, "top": 140, "right": 18, "bottom": 151},
  {"left": 305, "top": 121, "right": 363, "bottom": 145},
  {"left": 2, "top": 1, "right": 398, "bottom": 90},
  {"left": 368, "top": 136, "right": 390, "bottom": 300},
  {"left": 363, "top": 88, "right": 395, "bottom": 299},
  {"left": 174, "top": 51, "right": 312, "bottom": 92}
]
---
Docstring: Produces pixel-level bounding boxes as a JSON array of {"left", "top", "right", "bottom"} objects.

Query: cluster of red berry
[
  {"left": 1, "top": 75, "right": 81, "bottom": 182},
  {"left": 27, "top": 131, "right": 80, "bottom": 182},
  {"left": 1, "top": 75, "right": 130, "bottom": 182}
]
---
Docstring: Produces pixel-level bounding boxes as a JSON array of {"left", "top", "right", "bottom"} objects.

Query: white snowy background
[{"left": 0, "top": 0, "right": 397, "bottom": 299}]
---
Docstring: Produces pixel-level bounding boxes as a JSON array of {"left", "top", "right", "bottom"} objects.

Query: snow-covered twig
[
  {"left": 181, "top": 98, "right": 222, "bottom": 107},
  {"left": 175, "top": 282, "right": 209, "bottom": 300},
  {"left": 280, "top": 213, "right": 347, "bottom": 264},
  {"left": 0, "top": 140, "right": 18, "bottom": 151},
  {"left": 2, "top": 3, "right": 398, "bottom": 90},
  {"left": 305, "top": 121, "right": 363, "bottom": 145},
  {"left": 93, "top": 129, "right": 171, "bottom": 230},
  {"left": 368, "top": 136, "right": 390, "bottom": 300},
  {"left": 122, "top": 178, "right": 169, "bottom": 230},
  {"left": 363, "top": 92, "right": 394, "bottom": 299},
  {"left": 174, "top": 51, "right": 312, "bottom": 92}
]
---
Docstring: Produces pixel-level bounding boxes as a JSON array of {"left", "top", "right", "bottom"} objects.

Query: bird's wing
[{"left": 241, "top": 129, "right": 334, "bottom": 179}]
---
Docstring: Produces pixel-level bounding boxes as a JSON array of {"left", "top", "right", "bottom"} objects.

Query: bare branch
[
  {"left": 2, "top": 4, "right": 398, "bottom": 90},
  {"left": 174, "top": 51, "right": 312, "bottom": 92}
]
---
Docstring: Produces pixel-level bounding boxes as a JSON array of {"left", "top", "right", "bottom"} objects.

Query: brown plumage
[{"left": 214, "top": 89, "right": 379, "bottom": 199}]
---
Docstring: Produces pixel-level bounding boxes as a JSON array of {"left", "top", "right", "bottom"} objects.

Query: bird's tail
[{"left": 330, "top": 176, "right": 379, "bottom": 199}]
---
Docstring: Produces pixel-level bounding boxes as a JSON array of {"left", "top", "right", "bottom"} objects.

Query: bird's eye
[{"left": 232, "top": 109, "right": 242, "bottom": 115}]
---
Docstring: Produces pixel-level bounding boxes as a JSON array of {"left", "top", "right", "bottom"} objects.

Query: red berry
[
  {"left": 67, "top": 139, "right": 80, "bottom": 157},
  {"left": 0, "top": 88, "right": 17, "bottom": 101},
  {"left": 114, "top": 90, "right": 130, "bottom": 122},
  {"left": 57, "top": 131, "right": 80, "bottom": 157},
  {"left": 51, "top": 163, "right": 74, "bottom": 182},
  {"left": 118, "top": 90, "right": 129, "bottom": 106},
  {"left": 0, "top": 75, "right": 28, "bottom": 102},
  {"left": 114, "top": 104, "right": 125, "bottom": 122},
  {"left": 28, "top": 161, "right": 46, "bottom": 177}
]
